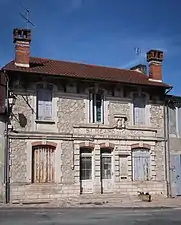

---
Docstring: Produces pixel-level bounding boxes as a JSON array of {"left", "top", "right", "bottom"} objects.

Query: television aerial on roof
[{"left": 20, "top": 4, "right": 36, "bottom": 29}]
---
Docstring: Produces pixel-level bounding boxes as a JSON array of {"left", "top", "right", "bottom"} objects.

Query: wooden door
[{"left": 32, "top": 145, "right": 55, "bottom": 183}]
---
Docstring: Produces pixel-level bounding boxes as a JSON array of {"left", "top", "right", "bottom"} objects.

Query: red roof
[{"left": 3, "top": 57, "right": 170, "bottom": 88}]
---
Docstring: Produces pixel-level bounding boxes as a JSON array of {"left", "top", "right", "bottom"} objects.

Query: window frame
[
  {"left": 80, "top": 148, "right": 93, "bottom": 181},
  {"left": 89, "top": 88, "right": 105, "bottom": 124},
  {"left": 36, "top": 83, "right": 53, "bottom": 121}
]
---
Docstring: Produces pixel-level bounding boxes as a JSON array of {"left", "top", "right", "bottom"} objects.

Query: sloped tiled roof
[{"left": 3, "top": 57, "right": 170, "bottom": 88}]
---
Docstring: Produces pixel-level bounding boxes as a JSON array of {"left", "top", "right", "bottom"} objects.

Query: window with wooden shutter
[
  {"left": 32, "top": 145, "right": 55, "bottom": 183},
  {"left": 133, "top": 93, "right": 146, "bottom": 126},
  {"left": 132, "top": 148, "right": 150, "bottom": 181},
  {"left": 36, "top": 84, "right": 53, "bottom": 120}
]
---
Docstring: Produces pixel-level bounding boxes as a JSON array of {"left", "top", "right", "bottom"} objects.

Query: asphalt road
[{"left": 0, "top": 207, "right": 181, "bottom": 225}]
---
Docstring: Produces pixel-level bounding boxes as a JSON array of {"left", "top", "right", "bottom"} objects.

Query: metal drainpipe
[
  {"left": 164, "top": 87, "right": 173, "bottom": 198},
  {"left": 3, "top": 71, "right": 10, "bottom": 204},
  {"left": 166, "top": 101, "right": 172, "bottom": 197}
]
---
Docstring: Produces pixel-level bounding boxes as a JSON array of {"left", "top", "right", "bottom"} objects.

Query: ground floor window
[
  {"left": 132, "top": 148, "right": 150, "bottom": 181},
  {"left": 32, "top": 145, "right": 55, "bottom": 183},
  {"left": 80, "top": 149, "right": 92, "bottom": 180}
]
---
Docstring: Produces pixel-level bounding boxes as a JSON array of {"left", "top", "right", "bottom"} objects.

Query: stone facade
[{"left": 8, "top": 78, "right": 168, "bottom": 202}]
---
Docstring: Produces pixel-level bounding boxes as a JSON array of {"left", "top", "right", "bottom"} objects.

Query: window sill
[
  {"left": 35, "top": 120, "right": 55, "bottom": 124},
  {"left": 74, "top": 123, "right": 110, "bottom": 129}
]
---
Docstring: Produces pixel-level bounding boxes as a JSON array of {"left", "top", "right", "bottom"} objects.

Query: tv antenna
[
  {"left": 20, "top": 4, "right": 35, "bottom": 29},
  {"left": 134, "top": 47, "right": 141, "bottom": 57},
  {"left": 134, "top": 47, "right": 142, "bottom": 64}
]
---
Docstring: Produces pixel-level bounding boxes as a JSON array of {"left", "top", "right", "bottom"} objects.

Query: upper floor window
[
  {"left": 133, "top": 93, "right": 146, "bottom": 126},
  {"left": 36, "top": 83, "right": 53, "bottom": 121},
  {"left": 169, "top": 106, "right": 181, "bottom": 137},
  {"left": 89, "top": 90, "right": 104, "bottom": 123}
]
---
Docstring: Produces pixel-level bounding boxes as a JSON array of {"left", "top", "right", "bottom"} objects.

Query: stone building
[{"left": 1, "top": 28, "right": 172, "bottom": 203}]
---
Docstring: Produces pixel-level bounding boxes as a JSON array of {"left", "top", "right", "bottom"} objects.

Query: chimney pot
[
  {"left": 146, "top": 49, "right": 163, "bottom": 82},
  {"left": 130, "top": 64, "right": 147, "bottom": 75},
  {"left": 13, "top": 28, "right": 31, "bottom": 68}
]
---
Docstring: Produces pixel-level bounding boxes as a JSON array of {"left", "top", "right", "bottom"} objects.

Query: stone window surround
[
  {"left": 131, "top": 143, "right": 153, "bottom": 181},
  {"left": 85, "top": 86, "right": 109, "bottom": 125},
  {"left": 75, "top": 141, "right": 156, "bottom": 183},
  {"left": 31, "top": 82, "right": 59, "bottom": 131},
  {"left": 25, "top": 140, "right": 156, "bottom": 185},
  {"left": 26, "top": 140, "right": 62, "bottom": 184},
  {"left": 130, "top": 91, "right": 151, "bottom": 127}
]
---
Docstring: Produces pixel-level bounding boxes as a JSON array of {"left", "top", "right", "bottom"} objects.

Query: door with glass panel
[
  {"left": 101, "top": 149, "right": 113, "bottom": 193},
  {"left": 80, "top": 149, "right": 93, "bottom": 194}
]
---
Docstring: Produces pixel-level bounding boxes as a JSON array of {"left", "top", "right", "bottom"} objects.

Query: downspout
[
  {"left": 3, "top": 70, "right": 10, "bottom": 204},
  {"left": 164, "top": 87, "right": 172, "bottom": 198}
]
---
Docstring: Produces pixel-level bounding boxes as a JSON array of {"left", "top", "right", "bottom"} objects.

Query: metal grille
[{"left": 32, "top": 145, "right": 55, "bottom": 183}]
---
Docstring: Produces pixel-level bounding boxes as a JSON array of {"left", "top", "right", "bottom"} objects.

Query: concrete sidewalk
[{"left": 1, "top": 195, "right": 181, "bottom": 209}]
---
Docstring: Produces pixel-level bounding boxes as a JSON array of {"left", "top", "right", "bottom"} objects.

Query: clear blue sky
[{"left": 0, "top": 0, "right": 180, "bottom": 95}]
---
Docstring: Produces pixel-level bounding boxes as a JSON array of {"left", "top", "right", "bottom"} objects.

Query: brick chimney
[
  {"left": 13, "top": 28, "right": 31, "bottom": 68},
  {"left": 146, "top": 49, "right": 163, "bottom": 82}
]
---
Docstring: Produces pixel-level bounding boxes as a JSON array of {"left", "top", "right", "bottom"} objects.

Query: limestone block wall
[
  {"left": 11, "top": 94, "right": 33, "bottom": 132},
  {"left": 57, "top": 96, "right": 85, "bottom": 133},
  {"left": 9, "top": 139, "right": 27, "bottom": 183},
  {"left": 150, "top": 103, "right": 164, "bottom": 137},
  {"left": 61, "top": 141, "right": 74, "bottom": 184}
]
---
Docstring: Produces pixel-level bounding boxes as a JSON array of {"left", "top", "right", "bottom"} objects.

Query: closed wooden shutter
[
  {"left": 32, "top": 145, "right": 55, "bottom": 183},
  {"left": 169, "top": 107, "right": 177, "bottom": 135},
  {"left": 132, "top": 149, "right": 150, "bottom": 181},
  {"left": 44, "top": 90, "right": 52, "bottom": 120},
  {"left": 133, "top": 94, "right": 146, "bottom": 125},
  {"left": 37, "top": 88, "right": 52, "bottom": 120}
]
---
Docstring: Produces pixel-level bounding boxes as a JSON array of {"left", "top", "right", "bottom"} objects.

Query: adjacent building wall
[{"left": 0, "top": 116, "right": 5, "bottom": 202}]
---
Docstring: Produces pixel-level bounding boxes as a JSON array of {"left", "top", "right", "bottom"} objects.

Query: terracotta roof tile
[{"left": 3, "top": 57, "right": 170, "bottom": 88}]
